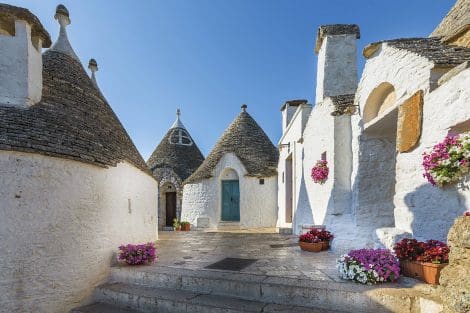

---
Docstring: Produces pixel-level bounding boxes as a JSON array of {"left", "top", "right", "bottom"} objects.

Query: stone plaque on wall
[{"left": 397, "top": 90, "right": 423, "bottom": 153}]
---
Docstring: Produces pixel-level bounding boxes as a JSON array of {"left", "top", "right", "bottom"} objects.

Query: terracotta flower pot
[
  {"left": 299, "top": 241, "right": 323, "bottom": 252},
  {"left": 321, "top": 240, "right": 330, "bottom": 250},
  {"left": 400, "top": 260, "right": 447, "bottom": 285},
  {"left": 181, "top": 224, "right": 190, "bottom": 231}
]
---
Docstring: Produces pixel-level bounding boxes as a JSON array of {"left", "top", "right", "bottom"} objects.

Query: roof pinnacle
[
  {"left": 50, "top": 4, "right": 79, "bottom": 61},
  {"left": 171, "top": 108, "right": 186, "bottom": 129},
  {"left": 241, "top": 104, "right": 247, "bottom": 112},
  {"left": 88, "top": 58, "right": 98, "bottom": 87}
]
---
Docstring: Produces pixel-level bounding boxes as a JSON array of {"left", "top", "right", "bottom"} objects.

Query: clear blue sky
[{"left": 7, "top": 1, "right": 454, "bottom": 159}]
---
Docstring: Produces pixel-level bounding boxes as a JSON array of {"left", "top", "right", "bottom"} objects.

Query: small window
[
  {"left": 321, "top": 151, "right": 327, "bottom": 161},
  {"left": 259, "top": 178, "right": 265, "bottom": 185}
]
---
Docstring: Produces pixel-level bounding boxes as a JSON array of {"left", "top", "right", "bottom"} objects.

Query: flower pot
[
  {"left": 299, "top": 241, "right": 323, "bottom": 252},
  {"left": 400, "top": 260, "right": 447, "bottom": 285},
  {"left": 321, "top": 240, "right": 330, "bottom": 250},
  {"left": 181, "top": 224, "right": 190, "bottom": 231},
  {"left": 174, "top": 226, "right": 181, "bottom": 231}
]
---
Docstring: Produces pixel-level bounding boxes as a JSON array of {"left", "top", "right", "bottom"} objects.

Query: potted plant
[
  {"left": 298, "top": 232, "right": 323, "bottom": 252},
  {"left": 336, "top": 249, "right": 400, "bottom": 284},
  {"left": 180, "top": 221, "right": 191, "bottom": 231},
  {"left": 173, "top": 218, "right": 181, "bottom": 231},
  {"left": 422, "top": 132, "right": 470, "bottom": 187},
  {"left": 311, "top": 160, "right": 329, "bottom": 184},
  {"left": 117, "top": 242, "right": 157, "bottom": 266},
  {"left": 309, "top": 228, "right": 334, "bottom": 250},
  {"left": 393, "top": 238, "right": 449, "bottom": 285}
]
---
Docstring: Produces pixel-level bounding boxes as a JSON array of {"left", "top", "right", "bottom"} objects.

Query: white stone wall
[
  {"left": 392, "top": 68, "right": 470, "bottom": 242},
  {"left": 0, "top": 20, "right": 43, "bottom": 107},
  {"left": 0, "top": 151, "right": 158, "bottom": 313},
  {"left": 351, "top": 45, "right": 435, "bottom": 237},
  {"left": 182, "top": 153, "right": 277, "bottom": 229},
  {"left": 353, "top": 44, "right": 470, "bottom": 247},
  {"left": 277, "top": 105, "right": 311, "bottom": 230}
]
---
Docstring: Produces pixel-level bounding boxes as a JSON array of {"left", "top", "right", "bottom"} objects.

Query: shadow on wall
[
  {"left": 404, "top": 183, "right": 466, "bottom": 242},
  {"left": 292, "top": 149, "right": 313, "bottom": 233}
]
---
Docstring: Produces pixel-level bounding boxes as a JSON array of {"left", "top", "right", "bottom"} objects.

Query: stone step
[
  {"left": 109, "top": 265, "right": 442, "bottom": 313},
  {"left": 71, "top": 302, "right": 144, "bottom": 313},
  {"left": 93, "top": 282, "right": 340, "bottom": 313}
]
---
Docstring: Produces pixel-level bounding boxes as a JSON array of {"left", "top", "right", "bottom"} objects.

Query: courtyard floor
[{"left": 154, "top": 231, "right": 340, "bottom": 281}]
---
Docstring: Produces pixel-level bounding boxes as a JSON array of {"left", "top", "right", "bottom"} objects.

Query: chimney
[
  {"left": 0, "top": 4, "right": 51, "bottom": 108},
  {"left": 88, "top": 58, "right": 99, "bottom": 87},
  {"left": 280, "top": 99, "right": 308, "bottom": 132},
  {"left": 314, "top": 24, "right": 360, "bottom": 104}
]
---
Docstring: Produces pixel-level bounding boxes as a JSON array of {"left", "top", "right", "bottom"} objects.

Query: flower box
[
  {"left": 400, "top": 260, "right": 447, "bottom": 285},
  {"left": 299, "top": 241, "right": 323, "bottom": 252}
]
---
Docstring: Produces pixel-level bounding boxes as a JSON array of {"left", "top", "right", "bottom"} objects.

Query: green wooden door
[{"left": 221, "top": 180, "right": 240, "bottom": 221}]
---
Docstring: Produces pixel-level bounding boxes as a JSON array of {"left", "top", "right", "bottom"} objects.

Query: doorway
[
  {"left": 285, "top": 155, "right": 293, "bottom": 223},
  {"left": 221, "top": 180, "right": 240, "bottom": 221},
  {"left": 165, "top": 192, "right": 177, "bottom": 227}
]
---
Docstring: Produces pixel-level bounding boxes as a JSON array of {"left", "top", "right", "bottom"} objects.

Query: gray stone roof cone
[
  {"left": 185, "top": 105, "right": 279, "bottom": 184},
  {"left": 147, "top": 109, "right": 205, "bottom": 182},
  {"left": 0, "top": 5, "right": 151, "bottom": 175}
]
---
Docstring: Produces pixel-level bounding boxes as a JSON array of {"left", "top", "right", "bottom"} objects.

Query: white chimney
[
  {"left": 314, "top": 24, "right": 360, "bottom": 104},
  {"left": 280, "top": 99, "right": 308, "bottom": 132},
  {"left": 0, "top": 4, "right": 51, "bottom": 108}
]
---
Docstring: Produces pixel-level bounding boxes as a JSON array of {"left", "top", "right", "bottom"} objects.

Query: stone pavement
[
  {"left": 154, "top": 231, "right": 341, "bottom": 281},
  {"left": 73, "top": 231, "right": 443, "bottom": 313}
]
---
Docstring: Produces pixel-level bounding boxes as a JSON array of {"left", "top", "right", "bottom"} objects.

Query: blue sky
[{"left": 7, "top": 1, "right": 453, "bottom": 159}]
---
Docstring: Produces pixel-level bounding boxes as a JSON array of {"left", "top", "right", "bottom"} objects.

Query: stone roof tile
[
  {"left": 185, "top": 110, "right": 278, "bottom": 184},
  {"left": 431, "top": 0, "right": 470, "bottom": 40},
  {"left": 0, "top": 3, "right": 51, "bottom": 47},
  {"left": 364, "top": 37, "right": 470, "bottom": 67},
  {"left": 0, "top": 50, "right": 152, "bottom": 176}
]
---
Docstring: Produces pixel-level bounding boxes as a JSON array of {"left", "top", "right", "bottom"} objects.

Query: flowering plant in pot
[
  {"left": 298, "top": 233, "right": 323, "bottom": 252},
  {"left": 117, "top": 242, "right": 157, "bottom": 265},
  {"left": 308, "top": 228, "right": 334, "bottom": 250},
  {"left": 180, "top": 221, "right": 191, "bottom": 231},
  {"left": 422, "top": 132, "right": 470, "bottom": 187},
  {"left": 393, "top": 238, "right": 449, "bottom": 284},
  {"left": 311, "top": 160, "right": 329, "bottom": 184},
  {"left": 299, "top": 228, "right": 334, "bottom": 252},
  {"left": 336, "top": 249, "right": 400, "bottom": 284}
]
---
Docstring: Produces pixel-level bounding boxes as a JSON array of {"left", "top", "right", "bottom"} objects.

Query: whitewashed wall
[
  {"left": 277, "top": 105, "right": 311, "bottom": 231},
  {"left": 182, "top": 153, "right": 277, "bottom": 229},
  {"left": 351, "top": 45, "right": 435, "bottom": 245},
  {"left": 0, "top": 151, "right": 158, "bottom": 313},
  {"left": 392, "top": 68, "right": 470, "bottom": 243},
  {"left": 353, "top": 44, "right": 470, "bottom": 247}
]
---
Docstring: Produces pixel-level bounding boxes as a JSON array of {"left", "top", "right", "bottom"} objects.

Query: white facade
[
  {"left": 0, "top": 151, "right": 158, "bottom": 312},
  {"left": 182, "top": 153, "right": 277, "bottom": 229},
  {"left": 278, "top": 26, "right": 470, "bottom": 251}
]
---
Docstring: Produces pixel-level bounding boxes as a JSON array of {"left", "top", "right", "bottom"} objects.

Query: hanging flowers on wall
[
  {"left": 311, "top": 160, "right": 329, "bottom": 184},
  {"left": 422, "top": 132, "right": 470, "bottom": 187}
]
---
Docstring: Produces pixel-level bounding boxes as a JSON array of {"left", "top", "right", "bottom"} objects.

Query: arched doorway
[{"left": 220, "top": 168, "right": 240, "bottom": 222}]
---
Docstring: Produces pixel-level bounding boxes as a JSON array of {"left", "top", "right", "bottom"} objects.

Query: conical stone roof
[
  {"left": 185, "top": 107, "right": 278, "bottom": 184},
  {"left": 147, "top": 111, "right": 205, "bottom": 182},
  {"left": 0, "top": 49, "right": 150, "bottom": 175},
  {"left": 431, "top": 0, "right": 470, "bottom": 40}
]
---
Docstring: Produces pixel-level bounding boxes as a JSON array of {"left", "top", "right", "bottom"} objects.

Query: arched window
[
  {"left": 168, "top": 128, "right": 193, "bottom": 146},
  {"left": 363, "top": 82, "right": 396, "bottom": 123}
]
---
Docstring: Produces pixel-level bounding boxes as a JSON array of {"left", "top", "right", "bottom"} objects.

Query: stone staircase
[{"left": 71, "top": 265, "right": 443, "bottom": 313}]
